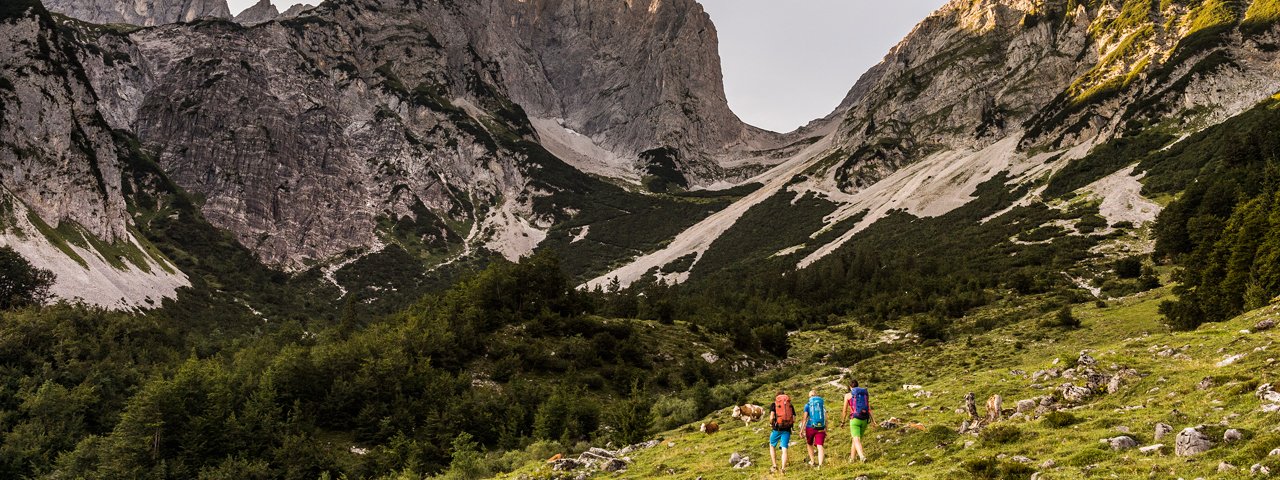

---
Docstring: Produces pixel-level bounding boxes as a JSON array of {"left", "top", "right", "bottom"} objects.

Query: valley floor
[{"left": 504, "top": 287, "right": 1280, "bottom": 479}]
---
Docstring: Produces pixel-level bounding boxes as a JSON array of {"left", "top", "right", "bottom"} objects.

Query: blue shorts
[{"left": 769, "top": 430, "right": 791, "bottom": 448}]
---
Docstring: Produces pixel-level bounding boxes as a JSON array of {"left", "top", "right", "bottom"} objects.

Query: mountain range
[{"left": 5, "top": 0, "right": 1280, "bottom": 311}]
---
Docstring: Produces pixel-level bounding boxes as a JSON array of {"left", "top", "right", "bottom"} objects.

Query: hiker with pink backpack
[{"left": 766, "top": 390, "right": 796, "bottom": 474}]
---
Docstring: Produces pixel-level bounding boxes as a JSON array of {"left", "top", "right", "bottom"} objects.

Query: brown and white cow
[{"left": 731, "top": 404, "right": 766, "bottom": 426}]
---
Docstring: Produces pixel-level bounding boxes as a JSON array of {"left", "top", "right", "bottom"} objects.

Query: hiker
[
  {"left": 841, "top": 379, "right": 873, "bottom": 462},
  {"left": 799, "top": 389, "right": 827, "bottom": 469},
  {"left": 767, "top": 390, "right": 796, "bottom": 474}
]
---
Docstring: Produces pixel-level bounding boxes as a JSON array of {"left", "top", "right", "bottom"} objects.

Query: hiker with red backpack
[
  {"left": 841, "top": 379, "right": 873, "bottom": 463},
  {"left": 799, "top": 389, "right": 827, "bottom": 470},
  {"left": 767, "top": 390, "right": 796, "bottom": 474}
]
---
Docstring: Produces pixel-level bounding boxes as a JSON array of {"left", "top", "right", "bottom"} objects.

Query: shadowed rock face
[
  {"left": 0, "top": 5, "right": 127, "bottom": 241},
  {"left": 39, "top": 0, "right": 773, "bottom": 269},
  {"left": 453, "top": 0, "right": 775, "bottom": 180},
  {"left": 43, "top": 0, "right": 231, "bottom": 26}
]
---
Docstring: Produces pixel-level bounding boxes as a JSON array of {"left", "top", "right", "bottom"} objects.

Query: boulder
[
  {"left": 1012, "top": 455, "right": 1032, "bottom": 464},
  {"left": 1272, "top": 447, "right": 1280, "bottom": 456},
  {"left": 1175, "top": 427, "right": 1214, "bottom": 456},
  {"left": 1217, "top": 354, "right": 1246, "bottom": 367},
  {"left": 1258, "top": 384, "right": 1280, "bottom": 403},
  {"left": 1139, "top": 444, "right": 1164, "bottom": 454},
  {"left": 1077, "top": 352, "right": 1097, "bottom": 367},
  {"left": 1059, "top": 383, "right": 1093, "bottom": 403},
  {"left": 1224, "top": 429, "right": 1244, "bottom": 443},
  {"left": 1016, "top": 399, "right": 1037, "bottom": 413},
  {"left": 1041, "top": 459, "right": 1057, "bottom": 469},
  {"left": 1256, "top": 319, "right": 1276, "bottom": 331},
  {"left": 1108, "top": 436, "right": 1138, "bottom": 450},
  {"left": 729, "top": 452, "right": 752, "bottom": 469},
  {"left": 551, "top": 459, "right": 580, "bottom": 471},
  {"left": 1219, "top": 462, "right": 1237, "bottom": 473},
  {"left": 1155, "top": 423, "right": 1173, "bottom": 441},
  {"left": 1032, "top": 369, "right": 1061, "bottom": 382},
  {"left": 1197, "top": 377, "right": 1216, "bottom": 390},
  {"left": 602, "top": 459, "right": 628, "bottom": 473},
  {"left": 1252, "top": 463, "right": 1271, "bottom": 476}
]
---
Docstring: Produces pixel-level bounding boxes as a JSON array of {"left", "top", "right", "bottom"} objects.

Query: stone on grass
[
  {"left": 1252, "top": 463, "right": 1271, "bottom": 476},
  {"left": 1175, "top": 427, "right": 1214, "bottom": 456},
  {"left": 1016, "top": 399, "right": 1037, "bottom": 413},
  {"left": 1059, "top": 383, "right": 1092, "bottom": 403},
  {"left": 1219, "top": 462, "right": 1237, "bottom": 473},
  {"left": 1139, "top": 444, "right": 1164, "bottom": 454},
  {"left": 1155, "top": 423, "right": 1173, "bottom": 441},
  {"left": 1108, "top": 436, "right": 1138, "bottom": 450},
  {"left": 1258, "top": 383, "right": 1280, "bottom": 403},
  {"left": 1256, "top": 319, "right": 1275, "bottom": 331},
  {"left": 1217, "top": 354, "right": 1246, "bottom": 367},
  {"left": 1224, "top": 429, "right": 1244, "bottom": 443}
]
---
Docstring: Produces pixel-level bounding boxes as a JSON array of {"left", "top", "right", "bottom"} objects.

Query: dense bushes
[
  {"left": 1144, "top": 99, "right": 1280, "bottom": 329},
  {"left": 0, "top": 246, "right": 54, "bottom": 309},
  {"left": 0, "top": 254, "right": 748, "bottom": 478}
]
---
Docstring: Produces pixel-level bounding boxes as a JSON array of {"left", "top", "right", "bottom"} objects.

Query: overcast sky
[
  {"left": 232, "top": 0, "right": 947, "bottom": 133},
  {"left": 700, "top": 0, "right": 948, "bottom": 133}
]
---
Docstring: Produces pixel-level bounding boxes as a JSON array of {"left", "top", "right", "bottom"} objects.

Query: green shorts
[{"left": 849, "top": 418, "right": 869, "bottom": 438}]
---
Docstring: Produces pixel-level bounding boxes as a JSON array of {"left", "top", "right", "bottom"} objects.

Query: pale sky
[
  {"left": 232, "top": 0, "right": 947, "bottom": 134},
  {"left": 701, "top": 0, "right": 948, "bottom": 133}
]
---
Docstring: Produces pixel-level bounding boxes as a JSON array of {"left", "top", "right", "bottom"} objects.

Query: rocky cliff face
[
  {"left": 455, "top": 0, "right": 781, "bottom": 183},
  {"left": 1, "top": 2, "right": 127, "bottom": 241},
  {"left": 0, "top": 3, "right": 189, "bottom": 308},
  {"left": 45, "top": 0, "right": 780, "bottom": 272},
  {"left": 43, "top": 0, "right": 230, "bottom": 26},
  {"left": 591, "top": 0, "right": 1280, "bottom": 286}
]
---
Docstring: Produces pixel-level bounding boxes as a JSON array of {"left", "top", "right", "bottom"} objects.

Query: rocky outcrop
[
  {"left": 1175, "top": 426, "right": 1214, "bottom": 456},
  {"left": 40, "top": 0, "right": 784, "bottom": 272},
  {"left": 231, "top": 0, "right": 277, "bottom": 25},
  {"left": 0, "top": 3, "right": 127, "bottom": 242},
  {"left": 277, "top": 3, "right": 312, "bottom": 19},
  {"left": 451, "top": 0, "right": 781, "bottom": 184},
  {"left": 0, "top": 4, "right": 189, "bottom": 308},
  {"left": 43, "top": 0, "right": 230, "bottom": 26}
]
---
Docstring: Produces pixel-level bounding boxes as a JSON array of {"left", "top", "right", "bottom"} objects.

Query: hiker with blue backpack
[
  {"left": 841, "top": 379, "right": 873, "bottom": 463},
  {"left": 799, "top": 389, "right": 827, "bottom": 469}
]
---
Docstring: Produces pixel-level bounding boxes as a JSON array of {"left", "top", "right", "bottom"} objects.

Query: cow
[
  {"left": 699, "top": 421, "right": 720, "bottom": 434},
  {"left": 731, "top": 404, "right": 766, "bottom": 426}
]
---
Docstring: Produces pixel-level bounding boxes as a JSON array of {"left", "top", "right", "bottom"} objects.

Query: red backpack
[{"left": 774, "top": 394, "right": 794, "bottom": 429}]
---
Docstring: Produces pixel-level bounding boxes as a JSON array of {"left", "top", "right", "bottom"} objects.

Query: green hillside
[{"left": 503, "top": 286, "right": 1280, "bottom": 479}]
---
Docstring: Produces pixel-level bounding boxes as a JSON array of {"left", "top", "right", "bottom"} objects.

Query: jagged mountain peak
[
  {"left": 232, "top": 0, "right": 278, "bottom": 25},
  {"left": 43, "top": 0, "right": 231, "bottom": 26}
]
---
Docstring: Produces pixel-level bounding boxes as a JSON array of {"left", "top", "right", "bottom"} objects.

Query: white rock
[
  {"left": 1217, "top": 354, "right": 1246, "bottom": 367},
  {"left": 1139, "top": 444, "right": 1164, "bottom": 454},
  {"left": 1108, "top": 436, "right": 1138, "bottom": 450},
  {"left": 1224, "top": 429, "right": 1243, "bottom": 443}
]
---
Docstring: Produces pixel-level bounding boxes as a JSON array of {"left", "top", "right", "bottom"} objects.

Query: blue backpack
[
  {"left": 805, "top": 396, "right": 826, "bottom": 428},
  {"left": 849, "top": 387, "right": 870, "bottom": 420}
]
